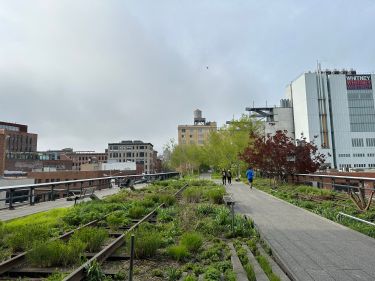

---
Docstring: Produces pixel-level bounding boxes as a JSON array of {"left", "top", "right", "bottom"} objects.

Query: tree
[
  {"left": 203, "top": 114, "right": 261, "bottom": 177},
  {"left": 240, "top": 130, "right": 325, "bottom": 181}
]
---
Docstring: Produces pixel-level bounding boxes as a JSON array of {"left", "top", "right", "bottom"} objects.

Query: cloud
[{"left": 0, "top": 0, "right": 374, "bottom": 152}]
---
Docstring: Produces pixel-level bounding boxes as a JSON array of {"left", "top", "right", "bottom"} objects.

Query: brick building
[{"left": 0, "top": 121, "right": 38, "bottom": 176}]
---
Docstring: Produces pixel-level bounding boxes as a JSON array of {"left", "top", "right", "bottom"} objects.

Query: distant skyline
[{"left": 1, "top": 1, "right": 375, "bottom": 153}]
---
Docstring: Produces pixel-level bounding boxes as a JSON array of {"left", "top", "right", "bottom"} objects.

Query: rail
[
  {"left": 0, "top": 172, "right": 179, "bottom": 210},
  {"left": 337, "top": 212, "right": 375, "bottom": 227},
  {"left": 63, "top": 183, "right": 189, "bottom": 281},
  {"left": 0, "top": 182, "right": 188, "bottom": 279},
  {"left": 292, "top": 173, "right": 375, "bottom": 192}
]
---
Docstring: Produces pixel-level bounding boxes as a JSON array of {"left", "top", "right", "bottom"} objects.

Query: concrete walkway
[
  {"left": 225, "top": 181, "right": 375, "bottom": 281},
  {"left": 0, "top": 184, "right": 147, "bottom": 221}
]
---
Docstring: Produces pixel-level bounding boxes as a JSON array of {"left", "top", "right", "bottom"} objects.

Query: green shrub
[
  {"left": 167, "top": 245, "right": 189, "bottom": 261},
  {"left": 71, "top": 227, "right": 108, "bottom": 252},
  {"left": 157, "top": 207, "right": 176, "bottom": 223},
  {"left": 214, "top": 206, "right": 231, "bottom": 225},
  {"left": 246, "top": 239, "right": 258, "bottom": 255},
  {"left": 224, "top": 269, "right": 237, "bottom": 281},
  {"left": 46, "top": 273, "right": 66, "bottom": 281},
  {"left": 183, "top": 187, "right": 203, "bottom": 203},
  {"left": 181, "top": 232, "right": 203, "bottom": 253},
  {"left": 152, "top": 268, "right": 164, "bottom": 277},
  {"left": 206, "top": 187, "right": 225, "bottom": 204},
  {"left": 184, "top": 275, "right": 198, "bottom": 281},
  {"left": 133, "top": 225, "right": 162, "bottom": 258},
  {"left": 128, "top": 205, "right": 147, "bottom": 219},
  {"left": 160, "top": 194, "right": 176, "bottom": 207},
  {"left": 166, "top": 267, "right": 182, "bottom": 281},
  {"left": 203, "top": 266, "right": 221, "bottom": 280},
  {"left": 106, "top": 211, "right": 130, "bottom": 230},
  {"left": 6, "top": 224, "right": 50, "bottom": 251},
  {"left": 27, "top": 239, "right": 85, "bottom": 267},
  {"left": 243, "top": 263, "right": 256, "bottom": 281},
  {"left": 196, "top": 204, "right": 216, "bottom": 216}
]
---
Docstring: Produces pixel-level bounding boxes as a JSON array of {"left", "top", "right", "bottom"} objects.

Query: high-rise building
[
  {"left": 250, "top": 67, "right": 375, "bottom": 170},
  {"left": 107, "top": 140, "right": 156, "bottom": 174},
  {"left": 178, "top": 109, "right": 217, "bottom": 145}
]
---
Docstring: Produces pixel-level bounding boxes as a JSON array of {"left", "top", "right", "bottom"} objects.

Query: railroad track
[{"left": 0, "top": 183, "right": 188, "bottom": 281}]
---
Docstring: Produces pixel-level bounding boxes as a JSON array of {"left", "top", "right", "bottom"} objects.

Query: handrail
[
  {"left": 337, "top": 212, "right": 375, "bottom": 227},
  {"left": 0, "top": 172, "right": 179, "bottom": 191},
  {"left": 0, "top": 172, "right": 180, "bottom": 210},
  {"left": 295, "top": 173, "right": 375, "bottom": 182}
]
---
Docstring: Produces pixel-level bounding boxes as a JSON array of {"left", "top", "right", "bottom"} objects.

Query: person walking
[
  {"left": 227, "top": 170, "right": 232, "bottom": 185},
  {"left": 221, "top": 169, "right": 227, "bottom": 185},
  {"left": 246, "top": 167, "right": 254, "bottom": 189}
]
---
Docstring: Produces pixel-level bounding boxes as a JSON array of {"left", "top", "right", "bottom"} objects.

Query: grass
[
  {"left": 128, "top": 204, "right": 148, "bottom": 219},
  {"left": 27, "top": 239, "right": 85, "bottom": 267},
  {"left": 132, "top": 224, "right": 162, "bottom": 258},
  {"left": 183, "top": 187, "right": 203, "bottom": 203},
  {"left": 71, "top": 227, "right": 108, "bottom": 252},
  {"left": 106, "top": 210, "right": 130, "bottom": 230},
  {"left": 5, "top": 224, "right": 50, "bottom": 251},
  {"left": 205, "top": 187, "right": 226, "bottom": 204},
  {"left": 180, "top": 232, "right": 203, "bottom": 253},
  {"left": 256, "top": 255, "right": 281, "bottom": 281},
  {"left": 167, "top": 245, "right": 189, "bottom": 261}
]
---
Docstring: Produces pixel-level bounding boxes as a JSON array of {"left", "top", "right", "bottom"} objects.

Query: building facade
[
  {"left": 286, "top": 69, "right": 375, "bottom": 170},
  {"left": 107, "top": 140, "right": 155, "bottom": 174},
  {"left": 178, "top": 109, "right": 217, "bottom": 145},
  {"left": 0, "top": 122, "right": 38, "bottom": 175},
  {"left": 59, "top": 150, "right": 108, "bottom": 170},
  {"left": 248, "top": 68, "right": 375, "bottom": 170}
]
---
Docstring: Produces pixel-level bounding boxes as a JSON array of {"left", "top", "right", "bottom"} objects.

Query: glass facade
[{"left": 347, "top": 90, "right": 375, "bottom": 132}]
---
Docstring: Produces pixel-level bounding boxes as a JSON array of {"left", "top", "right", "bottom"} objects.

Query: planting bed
[
  {"left": 254, "top": 178, "right": 375, "bottom": 239},
  {"left": 0, "top": 179, "right": 287, "bottom": 280}
]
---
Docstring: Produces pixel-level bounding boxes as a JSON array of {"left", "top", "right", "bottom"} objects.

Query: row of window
[
  {"left": 181, "top": 134, "right": 204, "bottom": 139},
  {"left": 339, "top": 153, "right": 375, "bottom": 157},
  {"left": 109, "top": 152, "right": 149, "bottom": 158},
  {"left": 0, "top": 124, "right": 20, "bottom": 131},
  {"left": 181, "top": 128, "right": 204, "bottom": 133},
  {"left": 109, "top": 145, "right": 148, "bottom": 151},
  {"left": 352, "top": 138, "right": 375, "bottom": 147},
  {"left": 339, "top": 164, "right": 375, "bottom": 168}
]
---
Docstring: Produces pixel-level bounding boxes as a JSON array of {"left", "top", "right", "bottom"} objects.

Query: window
[
  {"left": 140, "top": 152, "right": 144, "bottom": 157},
  {"left": 126, "top": 152, "right": 131, "bottom": 157},
  {"left": 338, "top": 154, "right": 350, "bottom": 157},
  {"left": 354, "top": 164, "right": 366, "bottom": 168},
  {"left": 368, "top": 153, "right": 375, "bottom": 157},
  {"left": 182, "top": 129, "right": 186, "bottom": 132},
  {"left": 366, "top": 138, "right": 375, "bottom": 147},
  {"left": 369, "top": 164, "right": 375, "bottom": 168},
  {"left": 353, "top": 153, "right": 365, "bottom": 157},
  {"left": 352, "top": 138, "right": 364, "bottom": 147}
]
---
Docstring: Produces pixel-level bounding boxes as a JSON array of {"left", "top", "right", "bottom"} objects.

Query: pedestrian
[
  {"left": 227, "top": 169, "right": 232, "bottom": 185},
  {"left": 246, "top": 167, "right": 254, "bottom": 189},
  {"left": 221, "top": 169, "right": 227, "bottom": 185}
]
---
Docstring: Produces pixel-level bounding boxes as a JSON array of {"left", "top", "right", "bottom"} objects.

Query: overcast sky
[{"left": 1, "top": 1, "right": 375, "bottom": 153}]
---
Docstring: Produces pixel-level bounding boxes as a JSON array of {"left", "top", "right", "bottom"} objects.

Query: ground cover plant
[
  {"left": 254, "top": 177, "right": 375, "bottom": 238},
  {"left": 118, "top": 179, "right": 278, "bottom": 281},
  {"left": 0, "top": 178, "right": 280, "bottom": 281}
]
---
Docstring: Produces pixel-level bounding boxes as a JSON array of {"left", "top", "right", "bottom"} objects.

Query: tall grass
[{"left": 71, "top": 227, "right": 108, "bottom": 252}]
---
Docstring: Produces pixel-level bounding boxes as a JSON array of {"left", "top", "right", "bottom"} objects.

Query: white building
[
  {"left": 249, "top": 68, "right": 375, "bottom": 170},
  {"left": 107, "top": 140, "right": 155, "bottom": 174},
  {"left": 286, "top": 68, "right": 375, "bottom": 169}
]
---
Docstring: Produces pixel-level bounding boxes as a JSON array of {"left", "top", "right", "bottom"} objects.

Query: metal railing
[
  {"left": 291, "top": 173, "right": 375, "bottom": 193},
  {"left": 0, "top": 172, "right": 179, "bottom": 210}
]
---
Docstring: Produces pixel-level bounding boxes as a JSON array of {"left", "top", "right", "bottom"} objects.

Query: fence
[
  {"left": 290, "top": 173, "right": 375, "bottom": 194},
  {"left": 0, "top": 172, "right": 179, "bottom": 210}
]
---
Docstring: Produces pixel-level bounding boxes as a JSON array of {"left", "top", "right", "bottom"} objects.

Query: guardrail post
[
  {"left": 51, "top": 185, "right": 55, "bottom": 201},
  {"left": 66, "top": 183, "right": 70, "bottom": 198},
  {"left": 8, "top": 188, "right": 14, "bottom": 210},
  {"left": 129, "top": 234, "right": 135, "bottom": 281},
  {"left": 80, "top": 182, "right": 84, "bottom": 197},
  {"left": 30, "top": 187, "right": 35, "bottom": 206}
]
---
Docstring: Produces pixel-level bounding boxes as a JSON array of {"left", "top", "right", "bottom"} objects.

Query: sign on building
[{"left": 346, "top": 75, "right": 372, "bottom": 90}]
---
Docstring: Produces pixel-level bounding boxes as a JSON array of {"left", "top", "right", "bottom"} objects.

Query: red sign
[{"left": 346, "top": 75, "right": 372, "bottom": 90}]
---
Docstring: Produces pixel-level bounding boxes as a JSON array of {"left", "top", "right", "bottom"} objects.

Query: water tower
[{"left": 194, "top": 109, "right": 206, "bottom": 125}]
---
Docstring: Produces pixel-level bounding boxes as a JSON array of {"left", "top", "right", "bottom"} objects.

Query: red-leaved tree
[{"left": 240, "top": 130, "right": 325, "bottom": 180}]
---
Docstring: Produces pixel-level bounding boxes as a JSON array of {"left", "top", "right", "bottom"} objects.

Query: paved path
[
  {"left": 225, "top": 181, "right": 375, "bottom": 281},
  {"left": 0, "top": 184, "right": 147, "bottom": 221}
]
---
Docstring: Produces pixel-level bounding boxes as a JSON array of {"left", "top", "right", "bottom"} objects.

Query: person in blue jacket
[{"left": 246, "top": 167, "right": 254, "bottom": 189}]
